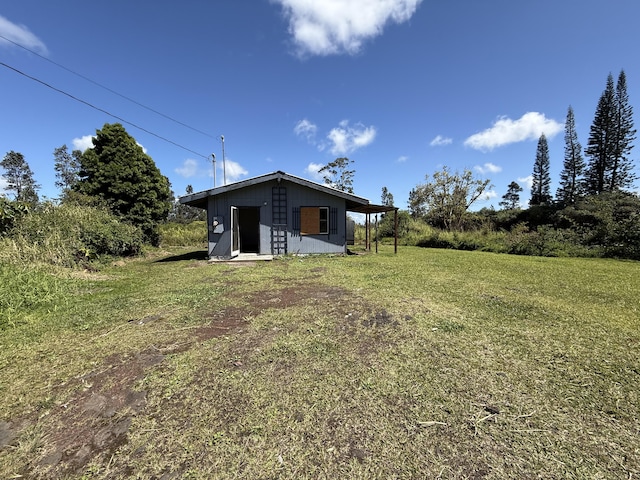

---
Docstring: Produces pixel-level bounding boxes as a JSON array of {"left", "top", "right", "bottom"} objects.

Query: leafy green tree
[
  {"left": 75, "top": 123, "right": 172, "bottom": 245},
  {"left": 556, "top": 106, "right": 585, "bottom": 205},
  {"left": 53, "top": 144, "right": 82, "bottom": 199},
  {"left": 530, "top": 134, "right": 552, "bottom": 206},
  {"left": 0, "top": 151, "right": 40, "bottom": 204},
  {"left": 499, "top": 181, "right": 523, "bottom": 210},
  {"left": 410, "top": 167, "right": 492, "bottom": 230},
  {"left": 318, "top": 157, "right": 354, "bottom": 193}
]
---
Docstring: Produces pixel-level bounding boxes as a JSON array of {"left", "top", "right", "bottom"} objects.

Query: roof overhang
[
  {"left": 179, "top": 170, "right": 371, "bottom": 210},
  {"left": 349, "top": 204, "right": 398, "bottom": 215}
]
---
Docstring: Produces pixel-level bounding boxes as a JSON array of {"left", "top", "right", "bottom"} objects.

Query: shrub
[
  {"left": 377, "top": 210, "right": 411, "bottom": 238},
  {"left": 0, "top": 203, "right": 143, "bottom": 268},
  {"left": 0, "top": 198, "right": 30, "bottom": 235}
]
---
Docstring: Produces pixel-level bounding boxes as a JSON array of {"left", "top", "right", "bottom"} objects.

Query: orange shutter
[{"left": 300, "top": 207, "right": 320, "bottom": 235}]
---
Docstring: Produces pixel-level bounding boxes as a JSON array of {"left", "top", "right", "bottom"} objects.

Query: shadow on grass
[{"left": 155, "top": 250, "right": 208, "bottom": 263}]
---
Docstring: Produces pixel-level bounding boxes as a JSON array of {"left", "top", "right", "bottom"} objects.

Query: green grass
[{"left": 0, "top": 247, "right": 638, "bottom": 478}]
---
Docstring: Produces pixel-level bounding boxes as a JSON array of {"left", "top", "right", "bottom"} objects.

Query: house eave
[{"left": 179, "top": 170, "right": 371, "bottom": 209}]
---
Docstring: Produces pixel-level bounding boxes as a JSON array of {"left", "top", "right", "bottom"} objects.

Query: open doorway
[{"left": 237, "top": 207, "right": 260, "bottom": 253}]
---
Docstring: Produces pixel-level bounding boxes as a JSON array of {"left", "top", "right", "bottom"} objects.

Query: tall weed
[
  {"left": 159, "top": 221, "right": 207, "bottom": 247},
  {"left": 0, "top": 263, "right": 73, "bottom": 329},
  {"left": 0, "top": 203, "right": 142, "bottom": 268}
]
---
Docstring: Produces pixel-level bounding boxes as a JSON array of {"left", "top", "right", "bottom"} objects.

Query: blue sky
[{"left": 1, "top": 0, "right": 639, "bottom": 209}]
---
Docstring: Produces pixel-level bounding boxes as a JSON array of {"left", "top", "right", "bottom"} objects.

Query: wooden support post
[
  {"left": 375, "top": 214, "right": 378, "bottom": 253},
  {"left": 365, "top": 213, "right": 370, "bottom": 251},
  {"left": 394, "top": 208, "right": 398, "bottom": 254}
]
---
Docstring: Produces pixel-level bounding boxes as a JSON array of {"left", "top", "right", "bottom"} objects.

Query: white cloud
[
  {"left": 474, "top": 162, "right": 502, "bottom": 175},
  {"left": 327, "top": 120, "right": 376, "bottom": 155},
  {"left": 274, "top": 0, "right": 423, "bottom": 56},
  {"left": 72, "top": 135, "right": 94, "bottom": 152},
  {"left": 294, "top": 119, "right": 318, "bottom": 141},
  {"left": 464, "top": 112, "right": 564, "bottom": 151},
  {"left": 430, "top": 135, "right": 452, "bottom": 147},
  {"left": 137, "top": 142, "right": 148, "bottom": 154},
  {"left": 518, "top": 175, "right": 533, "bottom": 190},
  {"left": 483, "top": 190, "right": 498, "bottom": 200},
  {"left": 305, "top": 162, "right": 324, "bottom": 181},
  {"left": 221, "top": 159, "right": 248, "bottom": 184},
  {"left": 175, "top": 159, "right": 198, "bottom": 178},
  {"left": 0, "top": 15, "right": 48, "bottom": 54},
  {"left": 396, "top": 155, "right": 408, "bottom": 163}
]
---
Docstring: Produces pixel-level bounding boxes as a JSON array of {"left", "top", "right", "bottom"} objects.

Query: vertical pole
[
  {"left": 394, "top": 208, "right": 398, "bottom": 254},
  {"left": 212, "top": 153, "right": 216, "bottom": 188},
  {"left": 221, "top": 135, "right": 227, "bottom": 185},
  {"left": 365, "top": 213, "right": 369, "bottom": 251},
  {"left": 375, "top": 214, "right": 378, "bottom": 254}
]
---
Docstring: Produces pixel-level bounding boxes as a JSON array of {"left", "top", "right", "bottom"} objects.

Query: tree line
[
  {"left": 378, "top": 70, "right": 639, "bottom": 259},
  {"left": 527, "top": 70, "right": 636, "bottom": 208},
  {"left": 1, "top": 123, "right": 205, "bottom": 247}
]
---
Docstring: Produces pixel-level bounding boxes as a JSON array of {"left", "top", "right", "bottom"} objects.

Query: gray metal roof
[{"left": 179, "top": 170, "right": 371, "bottom": 210}]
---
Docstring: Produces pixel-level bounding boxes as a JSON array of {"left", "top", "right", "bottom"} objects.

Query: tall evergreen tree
[
  {"left": 499, "top": 181, "right": 523, "bottom": 210},
  {"left": 530, "top": 134, "right": 552, "bottom": 206},
  {"left": 610, "top": 70, "right": 637, "bottom": 190},
  {"left": 75, "top": 123, "right": 172, "bottom": 244},
  {"left": 556, "top": 106, "right": 585, "bottom": 205},
  {"left": 0, "top": 150, "right": 40, "bottom": 204},
  {"left": 584, "top": 71, "right": 637, "bottom": 194}
]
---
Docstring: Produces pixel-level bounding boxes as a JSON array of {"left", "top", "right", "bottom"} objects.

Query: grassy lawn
[{"left": 0, "top": 246, "right": 638, "bottom": 478}]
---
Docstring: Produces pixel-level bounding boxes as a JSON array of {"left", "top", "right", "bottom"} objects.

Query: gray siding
[{"left": 205, "top": 179, "right": 348, "bottom": 258}]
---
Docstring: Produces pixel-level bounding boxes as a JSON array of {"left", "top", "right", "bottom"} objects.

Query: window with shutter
[{"left": 300, "top": 206, "right": 329, "bottom": 235}]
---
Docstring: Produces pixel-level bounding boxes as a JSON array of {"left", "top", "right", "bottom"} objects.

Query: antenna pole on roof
[
  {"left": 221, "top": 135, "right": 227, "bottom": 185},
  {"left": 212, "top": 153, "right": 216, "bottom": 188}
]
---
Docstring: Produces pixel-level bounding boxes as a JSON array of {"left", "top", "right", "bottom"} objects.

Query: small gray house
[{"left": 179, "top": 171, "right": 394, "bottom": 259}]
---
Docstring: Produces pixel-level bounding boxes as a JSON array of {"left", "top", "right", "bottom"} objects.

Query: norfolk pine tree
[
  {"left": 584, "top": 74, "right": 615, "bottom": 194},
  {"left": 530, "top": 134, "right": 552, "bottom": 206},
  {"left": 585, "top": 71, "right": 636, "bottom": 194},
  {"left": 556, "top": 106, "right": 585, "bottom": 205},
  {"left": 499, "top": 181, "right": 523, "bottom": 210},
  {"left": 75, "top": 123, "right": 172, "bottom": 244},
  {"left": 610, "top": 70, "right": 637, "bottom": 190}
]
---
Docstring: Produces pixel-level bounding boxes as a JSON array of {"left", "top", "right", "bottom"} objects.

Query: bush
[
  {"left": 0, "top": 203, "right": 143, "bottom": 268},
  {"left": 0, "top": 198, "right": 30, "bottom": 235},
  {"left": 377, "top": 210, "right": 411, "bottom": 238}
]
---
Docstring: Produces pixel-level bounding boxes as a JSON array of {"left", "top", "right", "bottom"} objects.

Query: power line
[
  {"left": 0, "top": 34, "right": 215, "bottom": 140},
  {"left": 1, "top": 61, "right": 210, "bottom": 159}
]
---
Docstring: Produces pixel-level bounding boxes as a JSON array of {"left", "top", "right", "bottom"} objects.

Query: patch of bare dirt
[{"left": 10, "top": 281, "right": 359, "bottom": 478}]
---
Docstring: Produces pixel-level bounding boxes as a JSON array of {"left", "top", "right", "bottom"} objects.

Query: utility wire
[
  {"left": 0, "top": 34, "right": 215, "bottom": 140},
  {"left": 1, "top": 61, "right": 209, "bottom": 160}
]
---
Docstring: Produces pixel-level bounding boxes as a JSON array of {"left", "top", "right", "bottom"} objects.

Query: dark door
[{"left": 239, "top": 207, "right": 260, "bottom": 253}]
